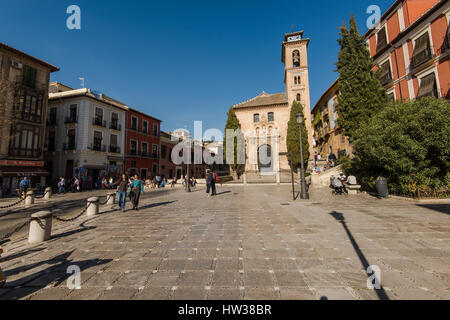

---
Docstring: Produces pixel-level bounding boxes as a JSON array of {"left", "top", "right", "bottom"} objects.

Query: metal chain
[
  {"left": 0, "top": 196, "right": 25, "bottom": 209},
  {"left": 98, "top": 194, "right": 112, "bottom": 206},
  {"left": 34, "top": 190, "right": 50, "bottom": 199},
  {"left": 53, "top": 202, "right": 92, "bottom": 222}
]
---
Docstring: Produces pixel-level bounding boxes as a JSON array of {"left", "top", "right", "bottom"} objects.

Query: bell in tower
[{"left": 293, "top": 50, "right": 300, "bottom": 68}]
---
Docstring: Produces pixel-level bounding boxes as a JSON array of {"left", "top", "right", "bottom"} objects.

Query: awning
[{"left": 0, "top": 166, "right": 49, "bottom": 177}]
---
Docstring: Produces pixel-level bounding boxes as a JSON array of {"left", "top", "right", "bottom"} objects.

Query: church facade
[{"left": 232, "top": 31, "right": 313, "bottom": 183}]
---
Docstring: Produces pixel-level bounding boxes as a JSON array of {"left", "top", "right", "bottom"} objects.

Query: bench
[{"left": 346, "top": 184, "right": 361, "bottom": 195}]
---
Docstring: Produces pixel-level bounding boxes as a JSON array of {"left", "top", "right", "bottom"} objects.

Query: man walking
[
  {"left": 129, "top": 174, "right": 144, "bottom": 211},
  {"left": 19, "top": 177, "right": 30, "bottom": 199},
  {"left": 112, "top": 174, "right": 129, "bottom": 212},
  {"left": 58, "top": 176, "right": 66, "bottom": 194},
  {"left": 211, "top": 170, "right": 217, "bottom": 196},
  {"left": 206, "top": 170, "right": 212, "bottom": 197}
]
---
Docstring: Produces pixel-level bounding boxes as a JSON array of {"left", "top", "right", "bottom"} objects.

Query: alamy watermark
[
  {"left": 366, "top": 5, "right": 382, "bottom": 30},
  {"left": 66, "top": 5, "right": 81, "bottom": 30},
  {"left": 367, "top": 265, "right": 382, "bottom": 290},
  {"left": 66, "top": 265, "right": 81, "bottom": 290}
]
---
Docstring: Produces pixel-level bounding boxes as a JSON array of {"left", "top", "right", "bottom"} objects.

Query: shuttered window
[
  {"left": 379, "top": 61, "right": 393, "bottom": 85},
  {"left": 411, "top": 33, "right": 432, "bottom": 68},
  {"left": 417, "top": 73, "right": 438, "bottom": 99},
  {"left": 376, "top": 27, "right": 387, "bottom": 52},
  {"left": 22, "top": 65, "right": 37, "bottom": 88}
]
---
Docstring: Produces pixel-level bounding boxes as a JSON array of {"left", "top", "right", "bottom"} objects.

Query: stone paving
[{"left": 0, "top": 185, "right": 449, "bottom": 300}]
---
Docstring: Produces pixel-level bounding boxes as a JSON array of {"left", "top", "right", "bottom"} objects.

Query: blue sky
[{"left": 1, "top": 0, "right": 393, "bottom": 134}]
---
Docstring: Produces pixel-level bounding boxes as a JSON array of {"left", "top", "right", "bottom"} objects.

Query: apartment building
[
  {"left": 366, "top": 0, "right": 449, "bottom": 100},
  {"left": 125, "top": 108, "right": 161, "bottom": 179},
  {"left": 0, "top": 43, "right": 59, "bottom": 194},
  {"left": 45, "top": 84, "right": 127, "bottom": 188}
]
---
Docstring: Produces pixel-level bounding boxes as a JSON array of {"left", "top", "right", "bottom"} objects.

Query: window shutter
[
  {"left": 417, "top": 73, "right": 437, "bottom": 98},
  {"left": 376, "top": 27, "right": 387, "bottom": 51},
  {"left": 412, "top": 33, "right": 431, "bottom": 67}
]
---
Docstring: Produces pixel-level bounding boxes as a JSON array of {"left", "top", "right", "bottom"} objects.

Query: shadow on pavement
[
  {"left": 139, "top": 201, "right": 178, "bottom": 210},
  {"left": 416, "top": 204, "right": 450, "bottom": 215},
  {"left": 1, "top": 250, "right": 111, "bottom": 300},
  {"left": 329, "top": 211, "right": 390, "bottom": 301}
]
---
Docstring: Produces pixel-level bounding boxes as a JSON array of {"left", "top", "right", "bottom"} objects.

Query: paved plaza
[{"left": 0, "top": 185, "right": 449, "bottom": 300}]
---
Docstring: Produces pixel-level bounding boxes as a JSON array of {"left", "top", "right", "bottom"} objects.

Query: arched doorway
[{"left": 258, "top": 144, "right": 273, "bottom": 172}]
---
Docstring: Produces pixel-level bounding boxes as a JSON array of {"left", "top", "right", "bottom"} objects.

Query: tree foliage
[
  {"left": 286, "top": 101, "right": 309, "bottom": 170},
  {"left": 336, "top": 15, "right": 388, "bottom": 142},
  {"left": 223, "top": 107, "right": 245, "bottom": 176},
  {"left": 350, "top": 98, "right": 450, "bottom": 193}
]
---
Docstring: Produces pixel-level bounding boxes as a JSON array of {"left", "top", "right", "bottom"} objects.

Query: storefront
[{"left": 0, "top": 161, "right": 48, "bottom": 196}]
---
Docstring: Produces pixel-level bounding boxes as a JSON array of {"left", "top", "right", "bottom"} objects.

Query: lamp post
[{"left": 296, "top": 113, "right": 309, "bottom": 200}]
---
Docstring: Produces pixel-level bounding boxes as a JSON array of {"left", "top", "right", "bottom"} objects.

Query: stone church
[{"left": 232, "top": 31, "right": 314, "bottom": 183}]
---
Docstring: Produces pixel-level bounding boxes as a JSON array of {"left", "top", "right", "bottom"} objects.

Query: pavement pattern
[{"left": 0, "top": 185, "right": 449, "bottom": 300}]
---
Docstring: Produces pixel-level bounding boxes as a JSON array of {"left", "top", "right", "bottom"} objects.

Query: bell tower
[{"left": 282, "top": 30, "right": 314, "bottom": 157}]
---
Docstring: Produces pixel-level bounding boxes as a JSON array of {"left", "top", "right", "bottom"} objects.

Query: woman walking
[
  {"left": 112, "top": 174, "right": 129, "bottom": 212},
  {"left": 130, "top": 174, "right": 144, "bottom": 211}
]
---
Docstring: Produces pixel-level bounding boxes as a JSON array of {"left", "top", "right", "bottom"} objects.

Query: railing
[
  {"left": 142, "top": 129, "right": 149, "bottom": 134},
  {"left": 65, "top": 116, "right": 78, "bottom": 124},
  {"left": 109, "top": 146, "right": 121, "bottom": 153},
  {"left": 63, "top": 142, "right": 76, "bottom": 151},
  {"left": 110, "top": 122, "right": 121, "bottom": 131},
  {"left": 14, "top": 75, "right": 46, "bottom": 91},
  {"left": 411, "top": 47, "right": 434, "bottom": 70},
  {"left": 90, "top": 144, "right": 106, "bottom": 152},
  {"left": 8, "top": 148, "right": 41, "bottom": 158},
  {"left": 141, "top": 151, "right": 149, "bottom": 157},
  {"left": 129, "top": 150, "right": 138, "bottom": 156},
  {"left": 151, "top": 153, "right": 159, "bottom": 159},
  {"left": 92, "top": 118, "right": 106, "bottom": 127},
  {"left": 47, "top": 116, "right": 57, "bottom": 126}
]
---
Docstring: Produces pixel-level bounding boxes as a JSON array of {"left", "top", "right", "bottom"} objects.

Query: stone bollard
[
  {"left": 107, "top": 192, "right": 116, "bottom": 205},
  {"left": 86, "top": 197, "right": 99, "bottom": 217},
  {"left": 44, "top": 187, "right": 52, "bottom": 200},
  {"left": 28, "top": 211, "right": 53, "bottom": 244},
  {"left": 25, "top": 190, "right": 35, "bottom": 207}
]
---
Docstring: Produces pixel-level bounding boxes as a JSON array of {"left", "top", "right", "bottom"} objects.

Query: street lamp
[{"left": 296, "top": 113, "right": 309, "bottom": 200}]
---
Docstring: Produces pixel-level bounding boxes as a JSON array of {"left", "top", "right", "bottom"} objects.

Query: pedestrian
[
  {"left": 112, "top": 174, "right": 129, "bottom": 212},
  {"left": 19, "top": 177, "right": 30, "bottom": 198},
  {"left": 314, "top": 152, "right": 318, "bottom": 167},
  {"left": 58, "top": 176, "right": 66, "bottom": 194},
  {"left": 129, "top": 174, "right": 144, "bottom": 211},
  {"left": 206, "top": 170, "right": 213, "bottom": 197},
  {"left": 74, "top": 177, "right": 80, "bottom": 193},
  {"left": 211, "top": 170, "right": 218, "bottom": 196}
]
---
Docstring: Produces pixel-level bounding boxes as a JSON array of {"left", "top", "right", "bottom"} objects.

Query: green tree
[
  {"left": 336, "top": 14, "right": 388, "bottom": 142},
  {"left": 350, "top": 98, "right": 450, "bottom": 193},
  {"left": 286, "top": 101, "right": 310, "bottom": 170},
  {"left": 223, "top": 107, "right": 245, "bottom": 177}
]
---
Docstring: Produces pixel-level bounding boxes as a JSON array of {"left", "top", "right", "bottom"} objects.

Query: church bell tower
[{"left": 282, "top": 30, "right": 314, "bottom": 157}]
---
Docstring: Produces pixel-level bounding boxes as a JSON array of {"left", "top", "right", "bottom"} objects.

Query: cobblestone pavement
[{"left": 0, "top": 185, "right": 448, "bottom": 300}]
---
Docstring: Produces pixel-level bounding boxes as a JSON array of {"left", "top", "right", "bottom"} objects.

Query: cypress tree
[
  {"left": 336, "top": 14, "right": 388, "bottom": 142},
  {"left": 223, "top": 107, "right": 245, "bottom": 177},
  {"left": 286, "top": 101, "right": 309, "bottom": 170}
]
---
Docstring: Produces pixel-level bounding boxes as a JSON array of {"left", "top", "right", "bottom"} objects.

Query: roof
[
  {"left": 233, "top": 91, "right": 288, "bottom": 109},
  {"left": 49, "top": 88, "right": 128, "bottom": 111},
  {"left": 364, "top": 0, "right": 403, "bottom": 38},
  {"left": 128, "top": 107, "right": 162, "bottom": 123},
  {"left": 0, "top": 42, "right": 59, "bottom": 72}
]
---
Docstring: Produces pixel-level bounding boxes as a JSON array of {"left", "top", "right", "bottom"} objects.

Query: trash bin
[{"left": 375, "top": 177, "right": 389, "bottom": 198}]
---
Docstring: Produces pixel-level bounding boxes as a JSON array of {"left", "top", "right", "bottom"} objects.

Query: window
[
  {"left": 411, "top": 32, "right": 432, "bottom": 69},
  {"left": 22, "top": 65, "right": 37, "bottom": 88},
  {"left": 379, "top": 61, "right": 393, "bottom": 85},
  {"left": 94, "top": 108, "right": 104, "bottom": 127},
  {"left": 47, "top": 131, "right": 56, "bottom": 152},
  {"left": 253, "top": 114, "right": 260, "bottom": 123},
  {"left": 152, "top": 144, "right": 159, "bottom": 158},
  {"left": 153, "top": 124, "right": 159, "bottom": 136},
  {"left": 376, "top": 26, "right": 387, "bottom": 52},
  {"left": 131, "top": 116, "right": 138, "bottom": 131},
  {"left": 152, "top": 164, "right": 158, "bottom": 175},
  {"left": 93, "top": 131, "right": 103, "bottom": 151},
  {"left": 142, "top": 120, "right": 148, "bottom": 134},
  {"left": 387, "top": 92, "right": 395, "bottom": 101},
  {"left": 66, "top": 104, "right": 77, "bottom": 123},
  {"left": 268, "top": 112, "right": 274, "bottom": 122},
  {"left": 9, "top": 125, "right": 41, "bottom": 158},
  {"left": 161, "top": 145, "right": 167, "bottom": 159},
  {"left": 111, "top": 112, "right": 119, "bottom": 130},
  {"left": 169, "top": 148, "right": 173, "bottom": 162},
  {"left": 110, "top": 134, "right": 119, "bottom": 153},
  {"left": 19, "top": 91, "right": 43, "bottom": 123},
  {"left": 65, "top": 129, "right": 76, "bottom": 150},
  {"left": 296, "top": 94, "right": 301, "bottom": 101},
  {"left": 417, "top": 73, "right": 438, "bottom": 99},
  {"left": 141, "top": 168, "right": 148, "bottom": 180},
  {"left": 130, "top": 140, "right": 138, "bottom": 155},
  {"left": 142, "top": 142, "right": 148, "bottom": 157},
  {"left": 292, "top": 50, "right": 300, "bottom": 67}
]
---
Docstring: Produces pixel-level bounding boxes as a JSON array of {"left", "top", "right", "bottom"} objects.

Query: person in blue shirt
[
  {"left": 19, "top": 177, "right": 30, "bottom": 198},
  {"left": 129, "top": 174, "right": 144, "bottom": 211}
]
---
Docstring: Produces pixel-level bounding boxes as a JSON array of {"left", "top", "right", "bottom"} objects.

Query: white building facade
[{"left": 45, "top": 87, "right": 127, "bottom": 188}]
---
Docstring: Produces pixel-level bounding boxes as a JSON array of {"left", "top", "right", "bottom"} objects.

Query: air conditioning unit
[{"left": 11, "top": 60, "right": 23, "bottom": 69}]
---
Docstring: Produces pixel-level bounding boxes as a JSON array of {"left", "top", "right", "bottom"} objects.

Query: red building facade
[
  {"left": 365, "top": 0, "right": 449, "bottom": 101},
  {"left": 124, "top": 108, "right": 161, "bottom": 179}
]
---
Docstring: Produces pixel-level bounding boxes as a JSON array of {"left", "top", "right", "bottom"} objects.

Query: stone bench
[{"left": 346, "top": 184, "right": 361, "bottom": 195}]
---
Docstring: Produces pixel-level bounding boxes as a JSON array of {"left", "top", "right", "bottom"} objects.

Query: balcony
[
  {"left": 110, "top": 122, "right": 121, "bottom": 131},
  {"left": 411, "top": 47, "right": 434, "bottom": 70},
  {"left": 90, "top": 143, "right": 106, "bottom": 152},
  {"left": 141, "top": 151, "right": 149, "bottom": 157},
  {"left": 63, "top": 142, "right": 76, "bottom": 151},
  {"left": 142, "top": 129, "right": 149, "bottom": 135},
  {"left": 109, "top": 145, "right": 121, "bottom": 154},
  {"left": 128, "top": 150, "right": 138, "bottom": 156},
  {"left": 380, "top": 72, "right": 393, "bottom": 86},
  {"left": 151, "top": 153, "right": 159, "bottom": 159},
  {"left": 65, "top": 116, "right": 78, "bottom": 124},
  {"left": 47, "top": 116, "right": 57, "bottom": 126},
  {"left": 9, "top": 148, "right": 41, "bottom": 158},
  {"left": 92, "top": 118, "right": 106, "bottom": 127}
]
